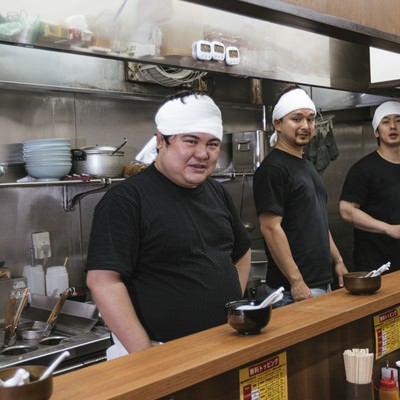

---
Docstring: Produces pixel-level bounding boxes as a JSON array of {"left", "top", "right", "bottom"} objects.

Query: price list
[
  {"left": 239, "top": 352, "right": 288, "bottom": 400},
  {"left": 373, "top": 305, "right": 400, "bottom": 359}
]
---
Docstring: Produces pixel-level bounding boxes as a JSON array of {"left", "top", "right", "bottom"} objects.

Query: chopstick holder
[{"left": 343, "top": 348, "right": 374, "bottom": 384}]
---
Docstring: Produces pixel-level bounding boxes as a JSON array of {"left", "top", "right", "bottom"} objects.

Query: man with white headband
[
  {"left": 253, "top": 85, "right": 347, "bottom": 306},
  {"left": 340, "top": 100, "right": 400, "bottom": 272},
  {"left": 86, "top": 91, "right": 251, "bottom": 358}
]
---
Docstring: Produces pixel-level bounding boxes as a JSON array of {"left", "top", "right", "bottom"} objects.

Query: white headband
[
  {"left": 372, "top": 101, "right": 400, "bottom": 131},
  {"left": 270, "top": 88, "right": 316, "bottom": 147},
  {"left": 156, "top": 94, "right": 223, "bottom": 139},
  {"left": 136, "top": 94, "right": 223, "bottom": 164}
]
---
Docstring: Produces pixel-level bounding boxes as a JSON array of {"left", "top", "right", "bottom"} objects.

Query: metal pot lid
[{"left": 80, "top": 145, "right": 124, "bottom": 155}]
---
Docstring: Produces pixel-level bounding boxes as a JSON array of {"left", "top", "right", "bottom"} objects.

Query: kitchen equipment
[
  {"left": 39, "top": 350, "right": 70, "bottom": 381},
  {"left": 364, "top": 261, "right": 391, "bottom": 277},
  {"left": 0, "top": 163, "right": 7, "bottom": 177},
  {"left": 19, "top": 288, "right": 71, "bottom": 341},
  {"left": 343, "top": 272, "right": 381, "bottom": 295},
  {"left": 111, "top": 137, "right": 127, "bottom": 155},
  {"left": 45, "top": 266, "right": 69, "bottom": 297},
  {"left": 3, "top": 295, "right": 16, "bottom": 347},
  {"left": 232, "top": 130, "right": 267, "bottom": 173},
  {"left": 0, "top": 365, "right": 53, "bottom": 400},
  {"left": 71, "top": 142, "right": 126, "bottom": 178},
  {"left": 9, "top": 288, "right": 30, "bottom": 339},
  {"left": 22, "top": 264, "right": 45, "bottom": 296},
  {"left": 23, "top": 138, "right": 72, "bottom": 180},
  {"left": 0, "top": 293, "right": 109, "bottom": 375},
  {"left": 0, "top": 278, "right": 27, "bottom": 314},
  {"left": 236, "top": 286, "right": 284, "bottom": 310},
  {"left": 225, "top": 298, "right": 272, "bottom": 335}
]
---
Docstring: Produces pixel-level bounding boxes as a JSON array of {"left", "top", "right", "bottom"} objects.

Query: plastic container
[
  {"left": 45, "top": 266, "right": 69, "bottom": 297},
  {"left": 23, "top": 264, "right": 45, "bottom": 295},
  {"left": 379, "top": 370, "right": 400, "bottom": 400}
]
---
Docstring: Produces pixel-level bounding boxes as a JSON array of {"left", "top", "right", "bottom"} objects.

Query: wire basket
[{"left": 128, "top": 63, "right": 207, "bottom": 87}]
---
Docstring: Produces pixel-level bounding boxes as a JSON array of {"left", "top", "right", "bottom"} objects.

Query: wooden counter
[{"left": 52, "top": 271, "right": 400, "bottom": 400}]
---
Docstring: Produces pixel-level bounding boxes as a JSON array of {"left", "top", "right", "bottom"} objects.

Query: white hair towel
[
  {"left": 136, "top": 94, "right": 223, "bottom": 163},
  {"left": 372, "top": 101, "right": 400, "bottom": 131},
  {"left": 270, "top": 88, "right": 316, "bottom": 147}
]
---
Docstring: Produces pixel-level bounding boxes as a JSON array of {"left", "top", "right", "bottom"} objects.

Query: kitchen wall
[
  {"left": 0, "top": 81, "right": 379, "bottom": 289},
  {"left": 0, "top": 86, "right": 261, "bottom": 285}
]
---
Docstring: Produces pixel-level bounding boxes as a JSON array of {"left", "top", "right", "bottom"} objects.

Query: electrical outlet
[{"left": 32, "top": 231, "right": 51, "bottom": 260}]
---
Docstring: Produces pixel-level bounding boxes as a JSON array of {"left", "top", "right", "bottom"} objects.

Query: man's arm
[
  {"left": 234, "top": 249, "right": 251, "bottom": 295},
  {"left": 328, "top": 231, "right": 348, "bottom": 287},
  {"left": 258, "top": 212, "right": 311, "bottom": 301},
  {"left": 86, "top": 270, "right": 152, "bottom": 353},
  {"left": 339, "top": 200, "right": 400, "bottom": 239}
]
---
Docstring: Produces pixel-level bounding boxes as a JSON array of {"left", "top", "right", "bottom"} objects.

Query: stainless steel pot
[{"left": 71, "top": 145, "right": 126, "bottom": 178}]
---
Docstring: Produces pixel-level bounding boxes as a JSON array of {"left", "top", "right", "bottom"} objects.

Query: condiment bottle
[{"left": 379, "top": 370, "right": 400, "bottom": 400}]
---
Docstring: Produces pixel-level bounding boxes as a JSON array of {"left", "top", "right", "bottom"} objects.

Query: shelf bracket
[{"left": 62, "top": 179, "right": 111, "bottom": 212}]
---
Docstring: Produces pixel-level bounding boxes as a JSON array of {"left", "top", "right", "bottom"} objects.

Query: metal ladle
[
  {"left": 39, "top": 350, "right": 70, "bottom": 381},
  {"left": 111, "top": 137, "right": 128, "bottom": 155}
]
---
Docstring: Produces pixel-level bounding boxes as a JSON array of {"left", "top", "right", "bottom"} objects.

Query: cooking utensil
[
  {"left": 9, "top": 288, "right": 30, "bottom": 338},
  {"left": 236, "top": 286, "right": 284, "bottom": 310},
  {"left": 111, "top": 137, "right": 127, "bottom": 155},
  {"left": 3, "top": 294, "right": 16, "bottom": 346},
  {"left": 364, "top": 261, "right": 391, "bottom": 277},
  {"left": 20, "top": 288, "right": 71, "bottom": 341},
  {"left": 71, "top": 142, "right": 126, "bottom": 178},
  {"left": 39, "top": 351, "right": 70, "bottom": 381},
  {"left": 42, "top": 288, "right": 71, "bottom": 335}
]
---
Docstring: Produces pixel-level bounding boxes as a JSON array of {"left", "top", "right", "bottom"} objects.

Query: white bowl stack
[{"left": 23, "top": 138, "right": 72, "bottom": 180}]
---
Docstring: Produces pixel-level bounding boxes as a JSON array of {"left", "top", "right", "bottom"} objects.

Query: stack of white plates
[{"left": 23, "top": 138, "right": 72, "bottom": 180}]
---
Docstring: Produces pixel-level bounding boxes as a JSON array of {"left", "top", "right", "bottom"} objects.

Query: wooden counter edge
[{"left": 52, "top": 271, "right": 400, "bottom": 400}]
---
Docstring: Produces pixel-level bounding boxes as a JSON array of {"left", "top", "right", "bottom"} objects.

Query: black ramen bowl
[
  {"left": 343, "top": 272, "right": 381, "bottom": 295},
  {"left": 225, "top": 299, "right": 272, "bottom": 335}
]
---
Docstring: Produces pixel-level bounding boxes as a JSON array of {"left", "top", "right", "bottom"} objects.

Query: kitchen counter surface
[{"left": 52, "top": 271, "right": 400, "bottom": 400}]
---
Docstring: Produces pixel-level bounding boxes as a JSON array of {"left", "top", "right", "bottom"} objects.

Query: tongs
[
  {"left": 237, "top": 286, "right": 284, "bottom": 310},
  {"left": 364, "top": 262, "right": 391, "bottom": 277}
]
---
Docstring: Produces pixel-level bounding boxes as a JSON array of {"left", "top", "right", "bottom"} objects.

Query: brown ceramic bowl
[
  {"left": 343, "top": 272, "right": 381, "bottom": 295},
  {"left": 0, "top": 365, "right": 53, "bottom": 400},
  {"left": 225, "top": 299, "right": 272, "bottom": 335}
]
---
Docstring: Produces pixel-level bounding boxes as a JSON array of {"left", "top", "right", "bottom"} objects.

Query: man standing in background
[
  {"left": 253, "top": 85, "right": 347, "bottom": 306},
  {"left": 339, "top": 101, "right": 400, "bottom": 272}
]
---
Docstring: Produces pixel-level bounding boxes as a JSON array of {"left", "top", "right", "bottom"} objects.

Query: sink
[{"left": 1, "top": 345, "right": 38, "bottom": 356}]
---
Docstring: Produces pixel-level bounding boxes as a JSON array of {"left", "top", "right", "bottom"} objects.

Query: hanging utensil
[
  {"left": 111, "top": 137, "right": 127, "bottom": 155},
  {"left": 3, "top": 294, "right": 16, "bottom": 346},
  {"left": 43, "top": 288, "right": 71, "bottom": 336},
  {"left": 9, "top": 288, "right": 30, "bottom": 338},
  {"left": 28, "top": 288, "right": 71, "bottom": 338},
  {"left": 39, "top": 350, "right": 71, "bottom": 381}
]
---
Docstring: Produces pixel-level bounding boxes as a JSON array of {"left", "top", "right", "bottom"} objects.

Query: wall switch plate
[{"left": 32, "top": 231, "right": 51, "bottom": 259}]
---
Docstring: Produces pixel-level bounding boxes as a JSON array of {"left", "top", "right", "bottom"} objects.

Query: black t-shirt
[
  {"left": 253, "top": 149, "right": 332, "bottom": 289},
  {"left": 340, "top": 151, "right": 400, "bottom": 271},
  {"left": 86, "top": 164, "right": 250, "bottom": 342}
]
